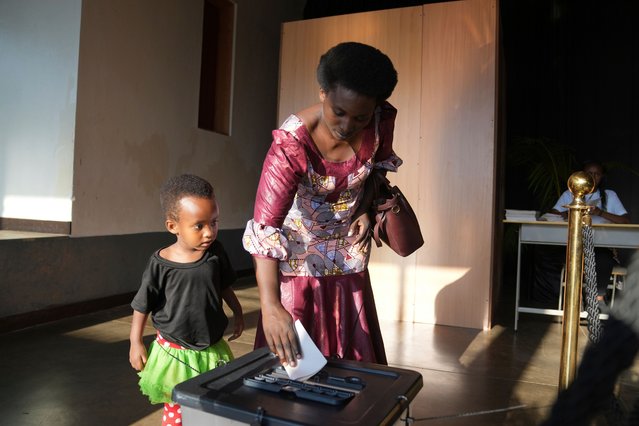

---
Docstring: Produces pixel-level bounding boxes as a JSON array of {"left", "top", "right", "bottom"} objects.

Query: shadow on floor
[{"left": 1, "top": 278, "right": 639, "bottom": 425}]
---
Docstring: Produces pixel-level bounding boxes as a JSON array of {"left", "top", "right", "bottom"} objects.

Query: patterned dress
[{"left": 243, "top": 102, "right": 401, "bottom": 364}]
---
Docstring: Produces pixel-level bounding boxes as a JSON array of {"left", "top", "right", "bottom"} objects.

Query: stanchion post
[{"left": 558, "top": 171, "right": 594, "bottom": 391}]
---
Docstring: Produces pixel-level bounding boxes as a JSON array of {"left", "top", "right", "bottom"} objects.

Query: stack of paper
[
  {"left": 539, "top": 212, "right": 565, "bottom": 222},
  {"left": 505, "top": 209, "right": 539, "bottom": 221}
]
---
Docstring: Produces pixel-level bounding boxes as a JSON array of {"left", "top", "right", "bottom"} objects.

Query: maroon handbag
[{"left": 370, "top": 171, "right": 424, "bottom": 257}]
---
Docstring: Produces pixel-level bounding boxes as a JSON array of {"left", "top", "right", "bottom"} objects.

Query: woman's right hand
[
  {"left": 253, "top": 256, "right": 301, "bottom": 366},
  {"left": 261, "top": 303, "right": 301, "bottom": 367}
]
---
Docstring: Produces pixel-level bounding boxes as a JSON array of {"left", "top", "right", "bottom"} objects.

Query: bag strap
[
  {"left": 376, "top": 192, "right": 400, "bottom": 212},
  {"left": 372, "top": 210, "right": 386, "bottom": 248},
  {"left": 370, "top": 169, "right": 393, "bottom": 248},
  {"left": 369, "top": 108, "right": 390, "bottom": 249},
  {"left": 370, "top": 169, "right": 390, "bottom": 202}
]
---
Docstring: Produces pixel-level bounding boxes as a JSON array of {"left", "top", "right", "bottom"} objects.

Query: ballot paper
[{"left": 283, "top": 319, "right": 327, "bottom": 381}]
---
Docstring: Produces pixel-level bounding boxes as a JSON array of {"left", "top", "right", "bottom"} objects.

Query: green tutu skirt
[{"left": 138, "top": 337, "right": 234, "bottom": 404}]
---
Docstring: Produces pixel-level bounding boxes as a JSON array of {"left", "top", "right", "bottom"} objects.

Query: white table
[{"left": 507, "top": 220, "right": 639, "bottom": 330}]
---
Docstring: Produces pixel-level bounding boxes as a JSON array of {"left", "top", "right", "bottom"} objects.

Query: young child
[{"left": 129, "top": 174, "right": 244, "bottom": 426}]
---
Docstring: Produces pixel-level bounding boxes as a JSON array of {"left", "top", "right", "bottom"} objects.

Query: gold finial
[{"left": 567, "top": 171, "right": 595, "bottom": 199}]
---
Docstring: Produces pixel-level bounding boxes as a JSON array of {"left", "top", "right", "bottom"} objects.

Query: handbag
[{"left": 370, "top": 171, "right": 424, "bottom": 257}]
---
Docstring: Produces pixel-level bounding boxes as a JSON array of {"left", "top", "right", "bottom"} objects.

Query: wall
[
  {"left": 73, "top": 0, "right": 303, "bottom": 236},
  {"left": 0, "top": 230, "right": 247, "bottom": 326},
  {"left": 0, "top": 0, "right": 305, "bottom": 327},
  {"left": 279, "top": 0, "right": 499, "bottom": 329},
  {"left": 0, "top": 233, "right": 171, "bottom": 321},
  {"left": 0, "top": 0, "right": 81, "bottom": 223}
]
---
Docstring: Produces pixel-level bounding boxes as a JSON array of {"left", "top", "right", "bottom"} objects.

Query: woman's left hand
[{"left": 349, "top": 211, "right": 372, "bottom": 251}]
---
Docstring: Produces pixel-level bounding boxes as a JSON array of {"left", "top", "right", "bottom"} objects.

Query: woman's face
[
  {"left": 584, "top": 163, "right": 604, "bottom": 188},
  {"left": 319, "top": 85, "right": 377, "bottom": 142}
]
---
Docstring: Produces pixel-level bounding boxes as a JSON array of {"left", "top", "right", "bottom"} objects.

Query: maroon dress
[{"left": 243, "top": 102, "right": 401, "bottom": 364}]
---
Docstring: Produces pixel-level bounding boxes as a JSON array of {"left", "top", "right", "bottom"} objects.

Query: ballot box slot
[
  {"left": 265, "top": 365, "right": 366, "bottom": 392},
  {"left": 243, "top": 375, "right": 355, "bottom": 406}
]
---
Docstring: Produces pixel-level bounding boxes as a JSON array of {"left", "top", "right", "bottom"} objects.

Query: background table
[{"left": 505, "top": 220, "right": 639, "bottom": 330}]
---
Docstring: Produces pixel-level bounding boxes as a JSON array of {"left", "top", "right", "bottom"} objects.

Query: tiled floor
[{"left": 1, "top": 276, "right": 638, "bottom": 425}]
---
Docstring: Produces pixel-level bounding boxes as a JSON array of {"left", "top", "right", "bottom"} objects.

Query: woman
[
  {"left": 242, "top": 42, "right": 400, "bottom": 366},
  {"left": 550, "top": 160, "right": 630, "bottom": 302}
]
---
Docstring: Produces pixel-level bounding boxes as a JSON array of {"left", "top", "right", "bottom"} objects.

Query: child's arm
[
  {"left": 222, "top": 287, "right": 244, "bottom": 341},
  {"left": 129, "top": 310, "right": 150, "bottom": 371}
]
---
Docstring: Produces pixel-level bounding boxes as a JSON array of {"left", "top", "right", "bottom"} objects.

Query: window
[{"left": 198, "top": 0, "right": 235, "bottom": 135}]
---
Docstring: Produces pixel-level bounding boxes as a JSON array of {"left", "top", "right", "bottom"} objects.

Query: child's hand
[
  {"left": 129, "top": 341, "right": 148, "bottom": 371},
  {"left": 227, "top": 314, "right": 245, "bottom": 342}
]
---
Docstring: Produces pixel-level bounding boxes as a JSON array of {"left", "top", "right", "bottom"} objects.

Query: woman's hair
[
  {"left": 160, "top": 174, "right": 215, "bottom": 221},
  {"left": 316, "top": 41, "right": 398, "bottom": 103},
  {"left": 583, "top": 160, "right": 607, "bottom": 210}
]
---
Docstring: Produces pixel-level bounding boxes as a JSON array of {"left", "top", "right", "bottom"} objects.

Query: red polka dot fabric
[{"left": 162, "top": 402, "right": 182, "bottom": 426}]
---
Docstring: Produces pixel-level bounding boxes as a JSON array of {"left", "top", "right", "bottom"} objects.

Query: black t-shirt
[{"left": 131, "top": 240, "right": 237, "bottom": 350}]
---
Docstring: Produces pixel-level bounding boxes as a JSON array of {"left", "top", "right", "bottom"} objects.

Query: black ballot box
[{"left": 172, "top": 347, "right": 423, "bottom": 425}]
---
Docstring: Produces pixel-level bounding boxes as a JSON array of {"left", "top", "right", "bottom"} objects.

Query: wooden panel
[
  {"left": 278, "top": 7, "right": 423, "bottom": 125},
  {"left": 417, "top": 0, "right": 498, "bottom": 328},
  {"left": 279, "top": 0, "right": 498, "bottom": 329},
  {"left": 279, "top": 7, "right": 424, "bottom": 325}
]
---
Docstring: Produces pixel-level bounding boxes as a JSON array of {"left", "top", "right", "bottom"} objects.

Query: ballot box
[{"left": 172, "top": 347, "right": 423, "bottom": 425}]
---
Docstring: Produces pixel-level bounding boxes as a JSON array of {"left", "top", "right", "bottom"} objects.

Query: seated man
[{"left": 549, "top": 160, "right": 630, "bottom": 303}]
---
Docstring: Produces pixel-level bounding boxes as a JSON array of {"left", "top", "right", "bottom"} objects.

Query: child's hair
[
  {"left": 316, "top": 41, "right": 398, "bottom": 103},
  {"left": 160, "top": 174, "right": 215, "bottom": 221}
]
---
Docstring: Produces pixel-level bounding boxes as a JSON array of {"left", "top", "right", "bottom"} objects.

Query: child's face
[{"left": 168, "top": 196, "right": 219, "bottom": 251}]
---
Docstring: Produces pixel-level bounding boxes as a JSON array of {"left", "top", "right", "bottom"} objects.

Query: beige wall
[
  {"left": 72, "top": 0, "right": 304, "bottom": 236},
  {"left": 279, "top": 0, "right": 499, "bottom": 329}
]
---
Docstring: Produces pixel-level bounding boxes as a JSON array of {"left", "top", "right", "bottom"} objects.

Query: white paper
[
  {"left": 539, "top": 213, "right": 565, "bottom": 222},
  {"left": 283, "top": 320, "right": 327, "bottom": 381}
]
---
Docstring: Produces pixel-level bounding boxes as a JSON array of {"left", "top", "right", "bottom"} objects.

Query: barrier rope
[{"left": 582, "top": 224, "right": 603, "bottom": 343}]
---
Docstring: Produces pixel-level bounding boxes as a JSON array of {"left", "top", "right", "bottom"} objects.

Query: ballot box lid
[{"left": 173, "top": 347, "right": 423, "bottom": 426}]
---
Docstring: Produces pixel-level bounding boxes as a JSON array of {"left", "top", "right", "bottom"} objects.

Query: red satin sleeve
[
  {"left": 253, "top": 129, "right": 308, "bottom": 227},
  {"left": 374, "top": 102, "right": 398, "bottom": 164}
]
